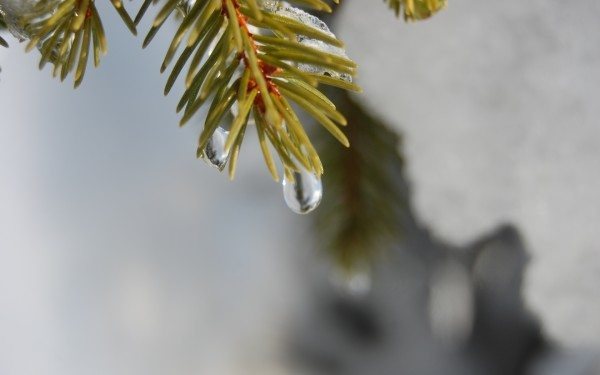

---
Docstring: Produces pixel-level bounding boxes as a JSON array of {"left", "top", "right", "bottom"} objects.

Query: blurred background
[{"left": 1, "top": 0, "right": 600, "bottom": 374}]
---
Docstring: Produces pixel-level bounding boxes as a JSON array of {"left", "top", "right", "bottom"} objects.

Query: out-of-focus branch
[{"left": 315, "top": 92, "right": 408, "bottom": 271}]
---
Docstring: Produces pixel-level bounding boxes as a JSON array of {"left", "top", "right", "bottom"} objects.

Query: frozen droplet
[
  {"left": 258, "top": 0, "right": 280, "bottom": 12},
  {"left": 0, "top": 0, "right": 47, "bottom": 41},
  {"left": 230, "top": 100, "right": 256, "bottom": 126},
  {"left": 282, "top": 168, "right": 322, "bottom": 214},
  {"left": 0, "top": 0, "right": 67, "bottom": 65},
  {"left": 203, "top": 127, "right": 230, "bottom": 171},
  {"left": 269, "top": 2, "right": 330, "bottom": 35},
  {"left": 262, "top": 1, "right": 353, "bottom": 83},
  {"left": 296, "top": 38, "right": 353, "bottom": 83}
]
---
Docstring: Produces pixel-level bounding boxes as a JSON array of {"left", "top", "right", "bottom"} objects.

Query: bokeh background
[{"left": 1, "top": 0, "right": 599, "bottom": 374}]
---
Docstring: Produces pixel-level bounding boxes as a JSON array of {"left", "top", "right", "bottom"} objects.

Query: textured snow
[{"left": 338, "top": 0, "right": 600, "bottom": 347}]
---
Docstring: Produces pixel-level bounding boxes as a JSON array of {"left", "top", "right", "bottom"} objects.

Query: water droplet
[
  {"left": 0, "top": 0, "right": 47, "bottom": 41},
  {"left": 258, "top": 0, "right": 279, "bottom": 12},
  {"left": 282, "top": 168, "right": 323, "bottom": 214},
  {"left": 230, "top": 100, "right": 256, "bottom": 126},
  {"left": 270, "top": 2, "right": 331, "bottom": 35},
  {"left": 202, "top": 127, "right": 229, "bottom": 171},
  {"left": 296, "top": 38, "right": 353, "bottom": 83},
  {"left": 263, "top": 2, "right": 352, "bottom": 83},
  {"left": 0, "top": 0, "right": 72, "bottom": 63}
]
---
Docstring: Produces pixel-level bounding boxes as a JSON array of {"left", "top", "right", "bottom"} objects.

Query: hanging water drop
[
  {"left": 282, "top": 168, "right": 323, "bottom": 214},
  {"left": 202, "top": 127, "right": 230, "bottom": 171}
]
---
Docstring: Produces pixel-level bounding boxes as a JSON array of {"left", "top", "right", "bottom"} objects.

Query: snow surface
[{"left": 338, "top": 0, "right": 600, "bottom": 347}]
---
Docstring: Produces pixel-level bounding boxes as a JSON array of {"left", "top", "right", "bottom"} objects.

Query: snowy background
[
  {"left": 1, "top": 0, "right": 600, "bottom": 374},
  {"left": 337, "top": 0, "right": 600, "bottom": 347}
]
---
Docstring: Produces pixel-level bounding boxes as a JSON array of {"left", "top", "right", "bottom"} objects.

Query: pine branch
[
  {"left": 138, "top": 0, "right": 360, "bottom": 181},
  {"left": 16, "top": 0, "right": 137, "bottom": 87},
  {"left": 386, "top": 0, "right": 446, "bottom": 20},
  {"left": 314, "top": 92, "right": 408, "bottom": 271}
]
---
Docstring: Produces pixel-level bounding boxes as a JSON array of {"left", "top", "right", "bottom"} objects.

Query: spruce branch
[
  {"left": 138, "top": 0, "right": 360, "bottom": 180},
  {"left": 16, "top": 0, "right": 137, "bottom": 87},
  {"left": 315, "top": 92, "right": 408, "bottom": 271},
  {"left": 386, "top": 0, "right": 446, "bottom": 20}
]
